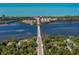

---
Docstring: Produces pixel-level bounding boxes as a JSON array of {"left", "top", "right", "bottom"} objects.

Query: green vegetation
[
  {"left": 0, "top": 37, "right": 37, "bottom": 55},
  {"left": 43, "top": 35, "right": 79, "bottom": 55},
  {"left": 1, "top": 36, "right": 79, "bottom": 55}
]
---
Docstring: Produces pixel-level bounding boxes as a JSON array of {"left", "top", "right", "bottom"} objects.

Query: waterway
[{"left": 0, "top": 21, "right": 79, "bottom": 39}]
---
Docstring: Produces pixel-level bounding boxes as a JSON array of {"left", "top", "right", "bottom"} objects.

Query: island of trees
[{"left": 0, "top": 15, "right": 79, "bottom": 24}]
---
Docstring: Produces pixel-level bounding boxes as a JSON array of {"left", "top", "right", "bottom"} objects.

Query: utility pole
[{"left": 35, "top": 16, "right": 44, "bottom": 55}]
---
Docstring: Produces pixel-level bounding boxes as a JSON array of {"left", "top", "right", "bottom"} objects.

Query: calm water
[
  {"left": 41, "top": 21, "right": 79, "bottom": 36},
  {"left": 0, "top": 21, "right": 79, "bottom": 39},
  {"left": 0, "top": 22, "right": 36, "bottom": 39}
]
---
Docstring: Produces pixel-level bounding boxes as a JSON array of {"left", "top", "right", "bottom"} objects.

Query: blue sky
[{"left": 0, "top": 3, "right": 79, "bottom": 16}]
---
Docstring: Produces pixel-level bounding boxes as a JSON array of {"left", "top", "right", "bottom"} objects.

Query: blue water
[
  {"left": 41, "top": 21, "right": 79, "bottom": 36},
  {"left": 0, "top": 21, "right": 79, "bottom": 39},
  {"left": 0, "top": 22, "right": 36, "bottom": 39}
]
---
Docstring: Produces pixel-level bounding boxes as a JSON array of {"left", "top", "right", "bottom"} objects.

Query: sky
[{"left": 0, "top": 3, "right": 79, "bottom": 16}]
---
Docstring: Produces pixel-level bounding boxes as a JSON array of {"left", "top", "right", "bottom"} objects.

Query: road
[{"left": 36, "top": 17, "right": 44, "bottom": 55}]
